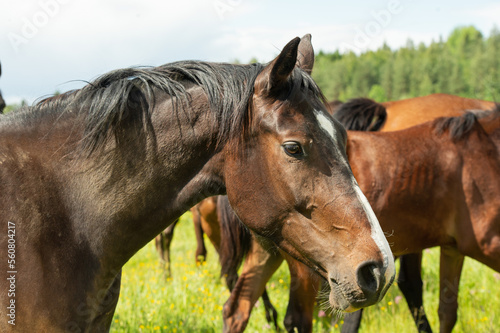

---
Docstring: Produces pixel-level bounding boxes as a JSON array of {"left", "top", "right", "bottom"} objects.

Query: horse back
[{"left": 382, "top": 94, "right": 496, "bottom": 131}]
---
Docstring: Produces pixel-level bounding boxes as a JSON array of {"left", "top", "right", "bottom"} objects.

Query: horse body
[
  {"left": 382, "top": 94, "right": 496, "bottom": 131},
  {"left": 0, "top": 84, "right": 230, "bottom": 331},
  {"left": 335, "top": 96, "right": 499, "bottom": 333},
  {"left": 0, "top": 111, "right": 116, "bottom": 330},
  {"left": 332, "top": 94, "right": 496, "bottom": 133},
  {"left": 347, "top": 129, "right": 460, "bottom": 254},
  {"left": 347, "top": 115, "right": 500, "bottom": 261},
  {"left": 0, "top": 35, "right": 394, "bottom": 332}
]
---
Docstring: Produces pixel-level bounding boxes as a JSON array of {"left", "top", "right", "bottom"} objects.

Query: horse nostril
[{"left": 356, "top": 261, "right": 382, "bottom": 297}]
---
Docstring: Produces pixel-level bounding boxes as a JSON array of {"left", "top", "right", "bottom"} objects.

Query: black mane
[
  {"left": 2, "top": 60, "right": 324, "bottom": 155},
  {"left": 433, "top": 104, "right": 500, "bottom": 140},
  {"left": 332, "top": 97, "right": 387, "bottom": 131},
  {"left": 217, "top": 195, "right": 252, "bottom": 288}
]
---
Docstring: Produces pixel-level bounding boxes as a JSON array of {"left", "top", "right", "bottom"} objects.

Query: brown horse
[
  {"left": 332, "top": 94, "right": 496, "bottom": 132},
  {"left": 218, "top": 107, "right": 500, "bottom": 332},
  {"left": 0, "top": 62, "right": 6, "bottom": 113},
  {"left": 187, "top": 94, "right": 497, "bottom": 332},
  {"left": 0, "top": 34, "right": 395, "bottom": 332},
  {"left": 333, "top": 95, "right": 497, "bottom": 333}
]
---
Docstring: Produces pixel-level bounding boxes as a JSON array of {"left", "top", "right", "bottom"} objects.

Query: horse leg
[
  {"left": 261, "top": 288, "right": 279, "bottom": 331},
  {"left": 221, "top": 247, "right": 279, "bottom": 330},
  {"left": 438, "top": 246, "right": 464, "bottom": 333},
  {"left": 224, "top": 270, "right": 278, "bottom": 330},
  {"left": 397, "top": 253, "right": 433, "bottom": 332},
  {"left": 341, "top": 310, "right": 364, "bottom": 333},
  {"left": 283, "top": 254, "right": 320, "bottom": 333},
  {"left": 223, "top": 239, "right": 283, "bottom": 333},
  {"left": 154, "top": 219, "right": 179, "bottom": 277},
  {"left": 89, "top": 269, "right": 122, "bottom": 331},
  {"left": 192, "top": 206, "right": 208, "bottom": 263}
]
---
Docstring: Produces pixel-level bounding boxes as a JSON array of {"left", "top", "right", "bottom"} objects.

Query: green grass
[{"left": 111, "top": 213, "right": 500, "bottom": 332}]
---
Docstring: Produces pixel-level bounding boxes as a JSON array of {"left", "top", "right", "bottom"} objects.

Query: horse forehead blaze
[{"left": 314, "top": 110, "right": 336, "bottom": 141}]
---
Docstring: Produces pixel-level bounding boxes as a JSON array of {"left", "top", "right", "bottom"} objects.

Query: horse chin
[
  {"left": 328, "top": 277, "right": 368, "bottom": 313},
  {"left": 328, "top": 279, "right": 352, "bottom": 312}
]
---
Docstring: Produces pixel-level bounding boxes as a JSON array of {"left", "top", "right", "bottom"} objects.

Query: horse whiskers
[
  {"left": 384, "top": 229, "right": 395, "bottom": 237},
  {"left": 316, "top": 285, "right": 335, "bottom": 312},
  {"left": 316, "top": 282, "right": 350, "bottom": 319},
  {"left": 330, "top": 307, "right": 345, "bottom": 320}
]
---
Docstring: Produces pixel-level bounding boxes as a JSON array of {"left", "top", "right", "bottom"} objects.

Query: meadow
[{"left": 111, "top": 212, "right": 500, "bottom": 332}]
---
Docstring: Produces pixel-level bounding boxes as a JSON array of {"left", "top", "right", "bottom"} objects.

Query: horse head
[{"left": 223, "top": 35, "right": 395, "bottom": 311}]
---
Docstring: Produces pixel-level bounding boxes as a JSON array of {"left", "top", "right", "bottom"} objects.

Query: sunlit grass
[{"left": 111, "top": 212, "right": 500, "bottom": 332}]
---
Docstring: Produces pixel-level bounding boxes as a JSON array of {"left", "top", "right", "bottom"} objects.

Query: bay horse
[
  {"left": 186, "top": 94, "right": 497, "bottom": 332},
  {"left": 218, "top": 106, "right": 500, "bottom": 332},
  {"left": 333, "top": 95, "right": 496, "bottom": 333},
  {"left": 0, "top": 62, "right": 6, "bottom": 113},
  {"left": 332, "top": 94, "right": 496, "bottom": 132},
  {"left": 0, "top": 35, "right": 395, "bottom": 332}
]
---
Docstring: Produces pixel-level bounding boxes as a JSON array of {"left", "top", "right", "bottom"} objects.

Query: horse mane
[
  {"left": 74, "top": 62, "right": 264, "bottom": 155},
  {"left": 433, "top": 104, "right": 500, "bottom": 141},
  {"left": 2, "top": 60, "right": 325, "bottom": 156},
  {"left": 217, "top": 195, "right": 252, "bottom": 289},
  {"left": 327, "top": 100, "right": 343, "bottom": 114},
  {"left": 332, "top": 97, "right": 387, "bottom": 131}
]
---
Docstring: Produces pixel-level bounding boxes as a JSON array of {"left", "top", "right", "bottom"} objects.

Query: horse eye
[{"left": 283, "top": 142, "right": 304, "bottom": 158}]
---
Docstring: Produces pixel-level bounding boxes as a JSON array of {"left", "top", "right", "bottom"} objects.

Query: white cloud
[
  {"left": 468, "top": 3, "right": 500, "bottom": 22},
  {"left": 0, "top": 0, "right": 499, "bottom": 104}
]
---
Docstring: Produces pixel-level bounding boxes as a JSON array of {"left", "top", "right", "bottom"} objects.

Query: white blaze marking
[
  {"left": 314, "top": 108, "right": 395, "bottom": 286},
  {"left": 314, "top": 110, "right": 336, "bottom": 142},
  {"left": 352, "top": 177, "right": 395, "bottom": 284}
]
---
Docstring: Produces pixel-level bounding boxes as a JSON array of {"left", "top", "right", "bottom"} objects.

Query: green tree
[
  {"left": 368, "top": 84, "right": 387, "bottom": 102},
  {"left": 311, "top": 25, "right": 497, "bottom": 102}
]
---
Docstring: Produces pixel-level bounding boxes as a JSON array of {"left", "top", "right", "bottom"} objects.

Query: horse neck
[
  {"left": 68, "top": 89, "right": 227, "bottom": 270},
  {"left": 458, "top": 124, "right": 500, "bottom": 222}
]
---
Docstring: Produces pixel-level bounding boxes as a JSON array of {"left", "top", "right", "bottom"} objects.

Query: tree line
[{"left": 312, "top": 25, "right": 500, "bottom": 103}]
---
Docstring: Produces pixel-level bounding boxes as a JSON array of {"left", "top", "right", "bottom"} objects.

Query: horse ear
[
  {"left": 296, "top": 34, "right": 314, "bottom": 75},
  {"left": 266, "top": 37, "right": 300, "bottom": 92}
]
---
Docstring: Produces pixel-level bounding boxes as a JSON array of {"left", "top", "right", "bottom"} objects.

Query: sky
[{"left": 0, "top": 0, "right": 499, "bottom": 104}]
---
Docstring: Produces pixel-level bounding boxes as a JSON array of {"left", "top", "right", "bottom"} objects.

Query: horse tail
[
  {"left": 327, "top": 100, "right": 344, "bottom": 114},
  {"left": 333, "top": 97, "right": 387, "bottom": 131},
  {"left": 217, "top": 195, "right": 252, "bottom": 289}
]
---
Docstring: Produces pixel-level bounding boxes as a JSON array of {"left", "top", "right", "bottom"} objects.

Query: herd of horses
[
  {"left": 0, "top": 34, "right": 498, "bottom": 333},
  {"left": 157, "top": 93, "right": 500, "bottom": 332},
  {"left": 0, "top": 35, "right": 396, "bottom": 332}
]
